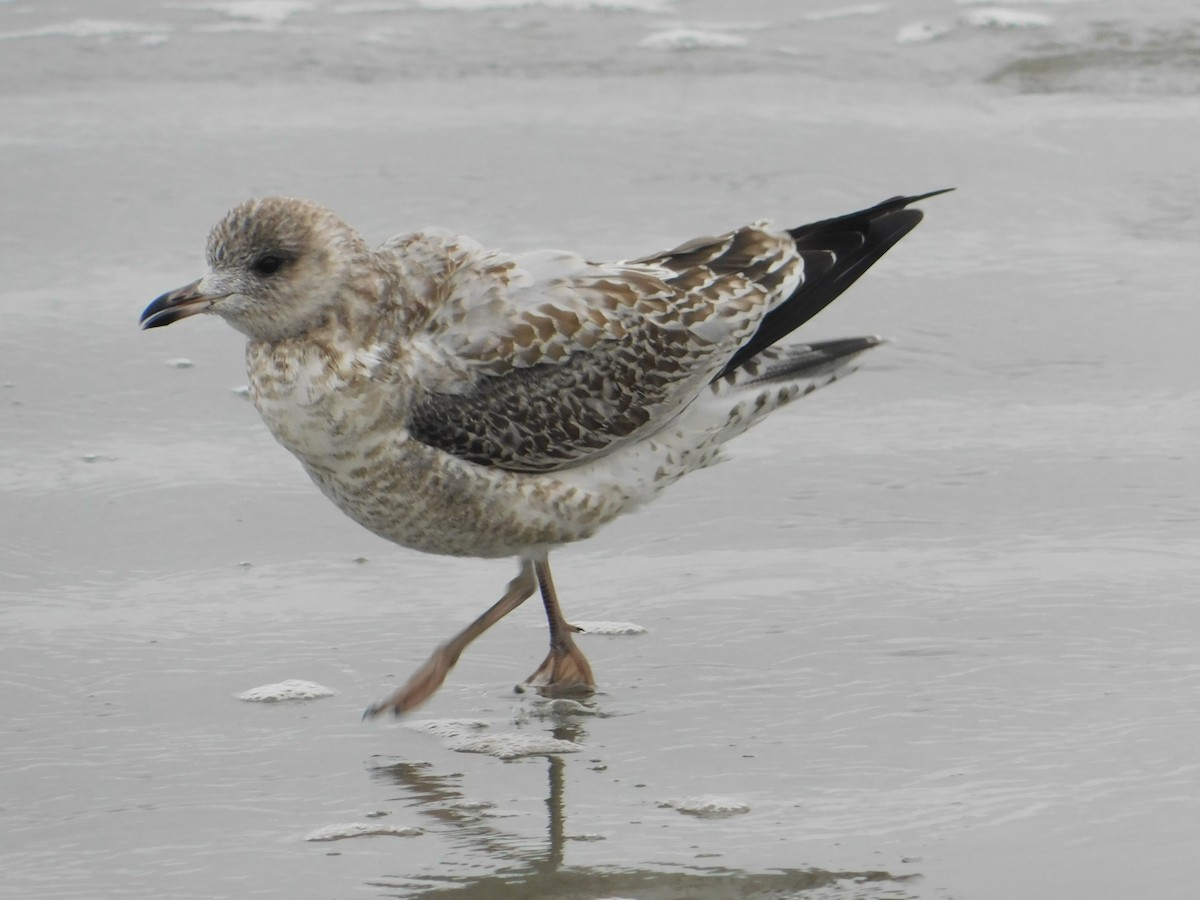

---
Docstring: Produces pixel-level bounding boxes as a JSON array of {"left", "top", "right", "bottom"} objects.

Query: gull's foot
[
  {"left": 362, "top": 644, "right": 455, "bottom": 720},
  {"left": 519, "top": 634, "right": 596, "bottom": 698}
]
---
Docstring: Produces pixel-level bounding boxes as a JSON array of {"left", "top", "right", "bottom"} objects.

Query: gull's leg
[
  {"left": 364, "top": 560, "right": 538, "bottom": 719},
  {"left": 522, "top": 556, "right": 596, "bottom": 696}
]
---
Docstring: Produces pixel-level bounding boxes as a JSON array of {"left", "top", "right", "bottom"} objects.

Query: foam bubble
[
  {"left": 0, "top": 20, "right": 172, "bottom": 41},
  {"left": 447, "top": 799, "right": 496, "bottom": 811},
  {"left": 446, "top": 732, "right": 582, "bottom": 758},
  {"left": 963, "top": 7, "right": 1053, "bottom": 28},
  {"left": 534, "top": 697, "right": 601, "bottom": 716},
  {"left": 638, "top": 29, "right": 748, "bottom": 51},
  {"left": 304, "top": 822, "right": 422, "bottom": 841},
  {"left": 574, "top": 620, "right": 647, "bottom": 635},
  {"left": 404, "top": 718, "right": 490, "bottom": 737},
  {"left": 237, "top": 679, "right": 336, "bottom": 701},
  {"left": 895, "top": 21, "right": 955, "bottom": 43},
  {"left": 658, "top": 795, "right": 752, "bottom": 818},
  {"left": 803, "top": 4, "right": 889, "bottom": 22},
  {"left": 405, "top": 717, "right": 580, "bottom": 757},
  {"left": 171, "top": 1, "right": 314, "bottom": 26}
]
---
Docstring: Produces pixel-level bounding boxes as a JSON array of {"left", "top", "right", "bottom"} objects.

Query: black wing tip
[
  {"left": 889, "top": 187, "right": 956, "bottom": 205},
  {"left": 872, "top": 188, "right": 956, "bottom": 216},
  {"left": 787, "top": 188, "right": 954, "bottom": 240},
  {"left": 720, "top": 191, "right": 948, "bottom": 377}
]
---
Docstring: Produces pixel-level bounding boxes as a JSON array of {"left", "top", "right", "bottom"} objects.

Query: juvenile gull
[{"left": 140, "top": 189, "right": 948, "bottom": 716}]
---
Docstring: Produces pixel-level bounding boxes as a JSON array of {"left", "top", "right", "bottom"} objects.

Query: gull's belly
[
  {"left": 248, "top": 346, "right": 656, "bottom": 559},
  {"left": 296, "top": 437, "right": 631, "bottom": 559}
]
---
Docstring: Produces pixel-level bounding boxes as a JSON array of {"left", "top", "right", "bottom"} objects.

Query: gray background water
[{"left": 3, "top": 1, "right": 1199, "bottom": 897}]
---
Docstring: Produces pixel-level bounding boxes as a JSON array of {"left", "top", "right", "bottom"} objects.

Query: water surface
[{"left": 2, "top": 1, "right": 1199, "bottom": 897}]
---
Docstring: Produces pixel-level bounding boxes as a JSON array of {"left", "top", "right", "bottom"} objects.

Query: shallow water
[{"left": 3, "top": 1, "right": 1200, "bottom": 898}]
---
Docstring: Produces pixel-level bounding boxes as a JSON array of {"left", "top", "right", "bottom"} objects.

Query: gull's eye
[{"left": 252, "top": 254, "right": 284, "bottom": 276}]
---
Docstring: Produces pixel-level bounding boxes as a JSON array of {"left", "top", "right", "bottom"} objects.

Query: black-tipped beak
[{"left": 139, "top": 278, "right": 212, "bottom": 329}]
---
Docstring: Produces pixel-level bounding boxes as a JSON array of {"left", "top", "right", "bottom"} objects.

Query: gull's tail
[
  {"left": 564, "top": 335, "right": 882, "bottom": 505},
  {"left": 699, "top": 335, "right": 883, "bottom": 444},
  {"left": 715, "top": 336, "right": 883, "bottom": 389}
]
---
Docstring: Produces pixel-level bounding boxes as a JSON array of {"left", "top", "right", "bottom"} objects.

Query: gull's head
[{"left": 140, "top": 197, "right": 367, "bottom": 342}]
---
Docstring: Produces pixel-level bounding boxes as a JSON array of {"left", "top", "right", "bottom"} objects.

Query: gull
[{"left": 140, "top": 189, "right": 948, "bottom": 716}]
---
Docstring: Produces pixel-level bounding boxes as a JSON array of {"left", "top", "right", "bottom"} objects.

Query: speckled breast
[{"left": 294, "top": 438, "right": 630, "bottom": 559}]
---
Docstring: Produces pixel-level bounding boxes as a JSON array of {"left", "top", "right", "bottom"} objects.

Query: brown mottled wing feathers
[
  {"left": 405, "top": 227, "right": 800, "bottom": 472},
  {"left": 407, "top": 351, "right": 656, "bottom": 473},
  {"left": 404, "top": 191, "right": 945, "bottom": 473}
]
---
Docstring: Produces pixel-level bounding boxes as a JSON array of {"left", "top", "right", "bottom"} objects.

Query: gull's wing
[
  {"left": 392, "top": 191, "right": 943, "bottom": 474},
  {"left": 393, "top": 226, "right": 803, "bottom": 473}
]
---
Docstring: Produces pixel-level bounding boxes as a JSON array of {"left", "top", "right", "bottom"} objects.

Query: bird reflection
[
  {"left": 368, "top": 715, "right": 584, "bottom": 882},
  {"left": 364, "top": 714, "right": 913, "bottom": 899}
]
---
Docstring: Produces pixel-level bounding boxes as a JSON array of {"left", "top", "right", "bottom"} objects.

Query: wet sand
[{"left": 3, "top": 2, "right": 1200, "bottom": 898}]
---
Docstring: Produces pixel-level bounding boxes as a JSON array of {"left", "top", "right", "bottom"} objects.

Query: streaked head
[{"left": 140, "top": 197, "right": 367, "bottom": 341}]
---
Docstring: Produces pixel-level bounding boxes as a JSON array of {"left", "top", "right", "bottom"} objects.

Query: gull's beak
[{"left": 139, "top": 278, "right": 215, "bottom": 329}]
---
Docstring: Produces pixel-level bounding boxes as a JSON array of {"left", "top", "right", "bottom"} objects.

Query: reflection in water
[{"left": 366, "top": 720, "right": 914, "bottom": 899}]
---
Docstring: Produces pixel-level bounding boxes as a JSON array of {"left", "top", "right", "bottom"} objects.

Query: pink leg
[
  {"left": 522, "top": 556, "right": 596, "bottom": 696},
  {"left": 364, "top": 560, "right": 538, "bottom": 718}
]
